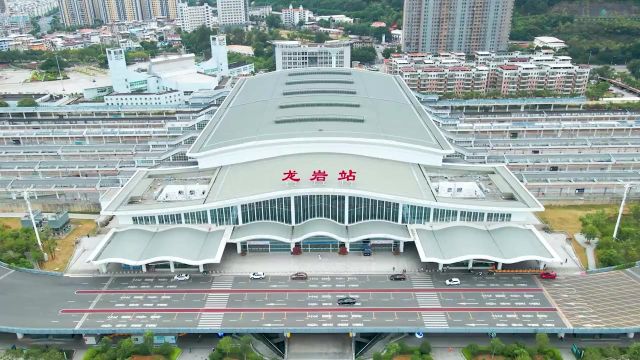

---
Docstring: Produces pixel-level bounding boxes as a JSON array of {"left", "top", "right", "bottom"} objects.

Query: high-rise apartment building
[
  {"left": 151, "top": 0, "right": 178, "bottom": 20},
  {"left": 217, "top": 0, "right": 248, "bottom": 27},
  {"left": 402, "top": 0, "right": 514, "bottom": 53},
  {"left": 0, "top": 0, "right": 6, "bottom": 14},
  {"left": 58, "top": 0, "right": 96, "bottom": 27}
]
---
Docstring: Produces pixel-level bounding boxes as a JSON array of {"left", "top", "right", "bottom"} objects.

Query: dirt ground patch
[
  {"left": 0, "top": 217, "right": 22, "bottom": 230},
  {"left": 41, "top": 219, "right": 96, "bottom": 272}
]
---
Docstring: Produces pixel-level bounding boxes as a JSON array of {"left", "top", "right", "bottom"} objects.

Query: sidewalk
[{"left": 574, "top": 233, "right": 597, "bottom": 270}]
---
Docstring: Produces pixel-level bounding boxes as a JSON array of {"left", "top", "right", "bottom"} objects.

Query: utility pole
[
  {"left": 613, "top": 183, "right": 632, "bottom": 240},
  {"left": 22, "top": 191, "right": 43, "bottom": 252},
  {"left": 55, "top": 54, "right": 65, "bottom": 92}
]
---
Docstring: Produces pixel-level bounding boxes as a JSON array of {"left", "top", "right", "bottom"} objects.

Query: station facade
[{"left": 90, "top": 68, "right": 560, "bottom": 272}]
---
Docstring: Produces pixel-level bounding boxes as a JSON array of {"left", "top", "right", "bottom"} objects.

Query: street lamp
[
  {"left": 22, "top": 191, "right": 43, "bottom": 252},
  {"left": 613, "top": 183, "right": 637, "bottom": 240}
]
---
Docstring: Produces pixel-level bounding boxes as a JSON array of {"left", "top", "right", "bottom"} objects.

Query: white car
[
  {"left": 249, "top": 272, "right": 266, "bottom": 280},
  {"left": 173, "top": 273, "right": 190, "bottom": 281},
  {"left": 445, "top": 278, "right": 461, "bottom": 286}
]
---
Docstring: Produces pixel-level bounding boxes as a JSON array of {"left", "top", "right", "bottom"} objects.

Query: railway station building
[{"left": 90, "top": 68, "right": 560, "bottom": 272}]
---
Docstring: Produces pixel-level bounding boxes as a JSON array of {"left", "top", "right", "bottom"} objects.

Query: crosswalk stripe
[
  {"left": 420, "top": 312, "right": 448, "bottom": 328},
  {"left": 198, "top": 313, "right": 224, "bottom": 328}
]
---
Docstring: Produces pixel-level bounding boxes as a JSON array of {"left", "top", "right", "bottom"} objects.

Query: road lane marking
[{"left": 74, "top": 277, "right": 113, "bottom": 330}]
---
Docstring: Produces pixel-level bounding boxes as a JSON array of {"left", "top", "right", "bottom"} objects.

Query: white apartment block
[
  {"left": 177, "top": 2, "right": 217, "bottom": 32},
  {"left": 217, "top": 0, "right": 248, "bottom": 27},
  {"left": 274, "top": 40, "right": 351, "bottom": 71},
  {"left": 402, "top": 0, "right": 514, "bottom": 53},
  {"left": 280, "top": 4, "right": 312, "bottom": 27},
  {"left": 385, "top": 51, "right": 590, "bottom": 96}
]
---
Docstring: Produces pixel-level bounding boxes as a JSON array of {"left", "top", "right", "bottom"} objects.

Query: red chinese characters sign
[{"left": 282, "top": 169, "right": 357, "bottom": 182}]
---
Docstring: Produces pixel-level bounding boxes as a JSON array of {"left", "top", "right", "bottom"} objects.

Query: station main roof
[{"left": 187, "top": 68, "right": 453, "bottom": 166}]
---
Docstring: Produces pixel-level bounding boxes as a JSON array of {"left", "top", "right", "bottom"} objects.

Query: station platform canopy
[{"left": 412, "top": 224, "right": 561, "bottom": 265}]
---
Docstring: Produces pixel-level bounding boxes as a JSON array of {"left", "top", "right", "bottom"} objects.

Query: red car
[{"left": 540, "top": 271, "right": 557, "bottom": 279}]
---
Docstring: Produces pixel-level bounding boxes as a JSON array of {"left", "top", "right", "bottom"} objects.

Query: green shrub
[
  {"left": 421, "top": 354, "right": 434, "bottom": 360},
  {"left": 155, "top": 342, "right": 173, "bottom": 356},
  {"left": 372, "top": 352, "right": 383, "bottom": 360},
  {"left": 419, "top": 340, "right": 432, "bottom": 354},
  {"left": 398, "top": 341, "right": 415, "bottom": 354},
  {"left": 208, "top": 349, "right": 224, "bottom": 360}
]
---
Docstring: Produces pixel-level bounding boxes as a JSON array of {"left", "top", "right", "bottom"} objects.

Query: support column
[
  {"left": 497, "top": 262, "right": 503, "bottom": 270},
  {"left": 98, "top": 264, "right": 107, "bottom": 274},
  {"left": 628, "top": 332, "right": 635, "bottom": 339},
  {"left": 199, "top": 264, "right": 204, "bottom": 272},
  {"left": 16, "top": 333, "right": 24, "bottom": 340},
  {"left": 467, "top": 259, "right": 473, "bottom": 270},
  {"left": 399, "top": 241, "right": 404, "bottom": 252},
  {"left": 438, "top": 263, "right": 443, "bottom": 271},
  {"left": 142, "top": 264, "right": 147, "bottom": 272},
  {"left": 345, "top": 242, "right": 350, "bottom": 251},
  {"left": 169, "top": 261, "right": 175, "bottom": 273},
  {"left": 290, "top": 242, "right": 295, "bottom": 251},
  {"left": 237, "top": 242, "right": 242, "bottom": 254},
  {"left": 539, "top": 261, "right": 545, "bottom": 270}
]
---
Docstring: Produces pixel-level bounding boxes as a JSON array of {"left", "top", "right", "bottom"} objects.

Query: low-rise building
[
  {"left": 533, "top": 36, "right": 567, "bottom": 51},
  {"left": 105, "top": 90, "right": 185, "bottom": 106},
  {"left": 314, "top": 14, "right": 353, "bottom": 24},
  {"left": 274, "top": 40, "right": 350, "bottom": 71},
  {"left": 280, "top": 4, "right": 312, "bottom": 27},
  {"left": 249, "top": 5, "right": 271, "bottom": 18}
]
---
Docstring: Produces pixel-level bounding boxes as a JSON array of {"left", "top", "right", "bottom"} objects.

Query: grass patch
[
  {"left": 570, "top": 237, "right": 589, "bottom": 269},
  {"left": 41, "top": 219, "right": 96, "bottom": 271}
]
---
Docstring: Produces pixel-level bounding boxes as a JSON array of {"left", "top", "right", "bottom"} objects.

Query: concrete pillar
[
  {"left": 169, "top": 261, "right": 175, "bottom": 273},
  {"left": 497, "top": 262, "right": 503, "bottom": 270},
  {"left": 539, "top": 261, "right": 545, "bottom": 270},
  {"left": 557, "top": 333, "right": 565, "bottom": 340},
  {"left": 237, "top": 242, "right": 242, "bottom": 254},
  {"left": 98, "top": 264, "right": 107, "bottom": 274},
  {"left": 438, "top": 263, "right": 443, "bottom": 271},
  {"left": 199, "top": 264, "right": 204, "bottom": 272},
  {"left": 468, "top": 259, "right": 473, "bottom": 269},
  {"left": 142, "top": 264, "right": 147, "bottom": 273},
  {"left": 345, "top": 242, "right": 350, "bottom": 251},
  {"left": 16, "top": 333, "right": 24, "bottom": 340},
  {"left": 399, "top": 241, "right": 404, "bottom": 253},
  {"left": 628, "top": 332, "right": 635, "bottom": 339},
  {"left": 290, "top": 242, "right": 295, "bottom": 251}
]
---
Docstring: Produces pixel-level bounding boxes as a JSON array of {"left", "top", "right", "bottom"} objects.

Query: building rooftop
[
  {"left": 188, "top": 68, "right": 453, "bottom": 164},
  {"left": 102, "top": 154, "right": 542, "bottom": 214}
]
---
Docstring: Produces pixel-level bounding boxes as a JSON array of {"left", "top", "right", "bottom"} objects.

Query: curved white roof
[
  {"left": 187, "top": 68, "right": 453, "bottom": 168},
  {"left": 412, "top": 224, "right": 560, "bottom": 264}
]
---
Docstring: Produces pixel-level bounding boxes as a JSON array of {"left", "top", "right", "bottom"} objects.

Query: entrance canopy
[
  {"left": 412, "top": 224, "right": 560, "bottom": 264},
  {"left": 88, "top": 226, "right": 232, "bottom": 266},
  {"left": 229, "top": 219, "right": 412, "bottom": 243}
]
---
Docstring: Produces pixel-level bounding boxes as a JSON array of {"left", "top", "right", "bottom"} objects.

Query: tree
[
  {"left": 217, "top": 336, "right": 235, "bottom": 356},
  {"left": 115, "top": 338, "right": 135, "bottom": 359},
  {"left": 627, "top": 342, "right": 640, "bottom": 360},
  {"left": 40, "top": 226, "right": 56, "bottom": 260},
  {"left": 489, "top": 338, "right": 505, "bottom": 356},
  {"left": 0, "top": 100, "right": 8, "bottom": 107},
  {"left": 582, "top": 348, "right": 604, "bottom": 360},
  {"left": 582, "top": 224, "right": 600, "bottom": 244},
  {"left": 314, "top": 31, "right": 330, "bottom": 43},
  {"left": 39, "top": 56, "right": 67, "bottom": 72},
  {"left": 628, "top": 59, "right": 640, "bottom": 80},
  {"left": 585, "top": 81, "right": 610, "bottom": 101},
  {"left": 239, "top": 335, "right": 253, "bottom": 359},
  {"left": 17, "top": 98, "right": 38, "bottom": 107},
  {"left": 419, "top": 340, "right": 431, "bottom": 355},
  {"left": 351, "top": 46, "right": 377, "bottom": 64},
  {"left": 535, "top": 333, "right": 550, "bottom": 352},
  {"left": 382, "top": 46, "right": 401, "bottom": 59},
  {"left": 265, "top": 14, "right": 282, "bottom": 28}
]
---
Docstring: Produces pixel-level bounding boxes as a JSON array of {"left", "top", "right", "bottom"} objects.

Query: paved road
[{"left": 0, "top": 267, "right": 570, "bottom": 332}]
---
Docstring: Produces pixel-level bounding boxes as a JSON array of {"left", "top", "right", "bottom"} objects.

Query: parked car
[
  {"left": 173, "top": 274, "right": 190, "bottom": 281},
  {"left": 290, "top": 272, "right": 308, "bottom": 280},
  {"left": 249, "top": 272, "right": 266, "bottom": 280},
  {"left": 445, "top": 278, "right": 461, "bottom": 286},
  {"left": 337, "top": 296, "right": 357, "bottom": 305},
  {"left": 540, "top": 271, "right": 557, "bottom": 279},
  {"left": 389, "top": 274, "right": 407, "bottom": 281}
]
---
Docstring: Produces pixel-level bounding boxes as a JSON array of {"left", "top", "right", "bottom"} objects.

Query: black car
[
  {"left": 337, "top": 296, "right": 357, "bottom": 305},
  {"left": 389, "top": 273, "right": 407, "bottom": 281},
  {"left": 290, "top": 272, "right": 308, "bottom": 280}
]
